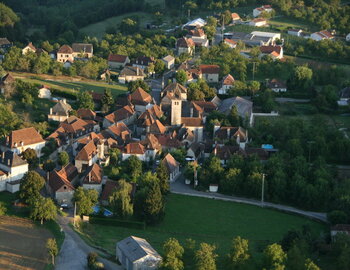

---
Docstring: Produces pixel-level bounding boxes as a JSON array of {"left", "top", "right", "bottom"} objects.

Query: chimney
[
  {"left": 89, "top": 173, "right": 91, "bottom": 183},
  {"left": 213, "top": 145, "right": 217, "bottom": 156},
  {"left": 190, "top": 107, "right": 193, "bottom": 118},
  {"left": 136, "top": 68, "right": 139, "bottom": 76},
  {"left": 227, "top": 128, "right": 230, "bottom": 138},
  {"left": 50, "top": 108, "right": 53, "bottom": 115}
]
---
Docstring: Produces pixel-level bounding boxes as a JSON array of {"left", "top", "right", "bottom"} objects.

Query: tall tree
[
  {"left": 195, "top": 243, "right": 217, "bottom": 270},
  {"left": 109, "top": 179, "right": 133, "bottom": 218},
  {"left": 77, "top": 91, "right": 94, "bottom": 110},
  {"left": 22, "top": 148, "right": 38, "bottom": 170},
  {"left": 46, "top": 238, "right": 58, "bottom": 265},
  {"left": 125, "top": 155, "right": 143, "bottom": 182},
  {"left": 0, "top": 3, "right": 19, "bottom": 27},
  {"left": 144, "top": 182, "right": 164, "bottom": 224},
  {"left": 156, "top": 162, "right": 170, "bottom": 195},
  {"left": 263, "top": 243, "right": 287, "bottom": 270},
  {"left": 58, "top": 151, "right": 69, "bottom": 166},
  {"left": 20, "top": 171, "right": 45, "bottom": 205},
  {"left": 73, "top": 187, "right": 99, "bottom": 216},
  {"left": 175, "top": 70, "right": 188, "bottom": 85},
  {"left": 30, "top": 197, "right": 57, "bottom": 224},
  {"left": 101, "top": 88, "right": 114, "bottom": 113},
  {"left": 161, "top": 238, "right": 185, "bottom": 270},
  {"left": 304, "top": 259, "right": 320, "bottom": 270},
  {"left": 227, "top": 236, "right": 250, "bottom": 270}
]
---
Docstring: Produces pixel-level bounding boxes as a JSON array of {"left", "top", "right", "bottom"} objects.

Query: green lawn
[
  {"left": 78, "top": 194, "right": 327, "bottom": 268},
  {"left": 268, "top": 16, "right": 315, "bottom": 32},
  {"left": 16, "top": 76, "right": 128, "bottom": 98}
]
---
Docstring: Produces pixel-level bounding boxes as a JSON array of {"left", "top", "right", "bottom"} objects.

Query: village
[{"left": 0, "top": 1, "right": 350, "bottom": 270}]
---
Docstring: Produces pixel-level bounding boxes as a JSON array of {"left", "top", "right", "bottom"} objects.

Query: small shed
[{"left": 116, "top": 236, "right": 162, "bottom": 270}]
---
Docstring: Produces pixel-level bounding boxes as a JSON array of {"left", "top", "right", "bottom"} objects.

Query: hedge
[
  {"left": 89, "top": 216, "right": 146, "bottom": 230},
  {"left": 50, "top": 88, "right": 78, "bottom": 100}
]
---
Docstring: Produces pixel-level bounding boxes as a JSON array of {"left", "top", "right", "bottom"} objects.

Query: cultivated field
[
  {"left": 0, "top": 216, "right": 53, "bottom": 270},
  {"left": 77, "top": 194, "right": 327, "bottom": 268}
]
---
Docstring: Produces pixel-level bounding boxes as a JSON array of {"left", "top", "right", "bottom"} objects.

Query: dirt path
[{"left": 0, "top": 216, "right": 52, "bottom": 270}]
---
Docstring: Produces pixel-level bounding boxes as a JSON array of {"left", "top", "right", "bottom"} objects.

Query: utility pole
[
  {"left": 261, "top": 173, "right": 265, "bottom": 207},
  {"left": 252, "top": 62, "right": 257, "bottom": 81},
  {"left": 73, "top": 202, "right": 77, "bottom": 227}
]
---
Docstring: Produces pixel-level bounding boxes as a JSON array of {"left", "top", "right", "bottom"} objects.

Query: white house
[
  {"left": 0, "top": 150, "right": 28, "bottom": 193},
  {"left": 224, "top": 38, "right": 237, "bottom": 49},
  {"left": 22, "top": 42, "right": 36, "bottom": 55},
  {"left": 251, "top": 31, "right": 281, "bottom": 43},
  {"left": 218, "top": 74, "right": 235, "bottom": 95},
  {"left": 267, "top": 79, "right": 287, "bottom": 92},
  {"left": 2, "top": 127, "right": 46, "bottom": 157},
  {"left": 288, "top": 29, "right": 303, "bottom": 37},
  {"left": 38, "top": 85, "right": 52, "bottom": 99},
  {"left": 310, "top": 30, "right": 334, "bottom": 41},
  {"left": 117, "top": 236, "right": 162, "bottom": 270},
  {"left": 161, "top": 153, "right": 180, "bottom": 182},
  {"left": 338, "top": 87, "right": 350, "bottom": 106},
  {"left": 118, "top": 66, "right": 145, "bottom": 84},
  {"left": 199, "top": 65, "right": 220, "bottom": 83},
  {"left": 162, "top": 55, "right": 175, "bottom": 69},
  {"left": 249, "top": 18, "right": 267, "bottom": 27},
  {"left": 108, "top": 54, "right": 130, "bottom": 69},
  {"left": 253, "top": 5, "right": 273, "bottom": 17}
]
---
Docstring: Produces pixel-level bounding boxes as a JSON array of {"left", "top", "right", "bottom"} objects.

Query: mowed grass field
[
  {"left": 13, "top": 72, "right": 128, "bottom": 98},
  {"left": 78, "top": 194, "right": 327, "bottom": 267}
]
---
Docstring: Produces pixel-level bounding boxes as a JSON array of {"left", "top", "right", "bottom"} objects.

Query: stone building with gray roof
[
  {"left": 48, "top": 99, "right": 73, "bottom": 122},
  {"left": 218, "top": 96, "right": 253, "bottom": 120},
  {"left": 116, "top": 236, "right": 162, "bottom": 270}
]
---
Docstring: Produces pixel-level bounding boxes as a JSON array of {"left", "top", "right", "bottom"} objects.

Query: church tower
[{"left": 171, "top": 98, "right": 182, "bottom": 126}]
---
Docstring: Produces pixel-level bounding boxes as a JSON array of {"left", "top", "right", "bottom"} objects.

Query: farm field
[
  {"left": 268, "top": 16, "right": 315, "bottom": 32},
  {"left": 0, "top": 192, "right": 64, "bottom": 270},
  {"left": 13, "top": 72, "right": 128, "bottom": 98},
  {"left": 77, "top": 194, "right": 327, "bottom": 268}
]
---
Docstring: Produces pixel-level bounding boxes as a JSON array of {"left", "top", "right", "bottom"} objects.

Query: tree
[
  {"left": 228, "top": 105, "right": 240, "bottom": 126},
  {"left": 22, "top": 148, "right": 38, "bottom": 170},
  {"left": 43, "top": 159, "right": 56, "bottom": 172},
  {"left": 73, "top": 187, "right": 99, "bottom": 216},
  {"left": 77, "top": 91, "right": 94, "bottom": 110},
  {"left": 46, "top": 238, "right": 58, "bottom": 265},
  {"left": 227, "top": 236, "right": 250, "bottom": 269},
  {"left": 125, "top": 155, "right": 143, "bottom": 182},
  {"left": 156, "top": 162, "right": 170, "bottom": 195},
  {"left": 119, "top": 17, "right": 139, "bottom": 34},
  {"left": 128, "top": 80, "right": 150, "bottom": 92},
  {"left": 30, "top": 197, "right": 57, "bottom": 224},
  {"left": 0, "top": 202, "right": 6, "bottom": 216},
  {"left": 58, "top": 151, "right": 69, "bottom": 166},
  {"left": 304, "top": 259, "right": 320, "bottom": 270},
  {"left": 161, "top": 238, "right": 185, "bottom": 270},
  {"left": 328, "top": 210, "right": 348, "bottom": 225},
  {"left": 176, "top": 70, "right": 188, "bottom": 85},
  {"left": 109, "top": 179, "right": 133, "bottom": 218},
  {"left": 144, "top": 182, "right": 164, "bottom": 224},
  {"left": 0, "top": 3, "right": 19, "bottom": 27},
  {"left": 109, "top": 148, "right": 121, "bottom": 166},
  {"left": 263, "top": 243, "right": 287, "bottom": 270},
  {"left": 101, "top": 88, "right": 114, "bottom": 113},
  {"left": 195, "top": 243, "right": 217, "bottom": 270},
  {"left": 199, "top": 156, "right": 224, "bottom": 188},
  {"left": 20, "top": 171, "right": 45, "bottom": 205},
  {"left": 155, "top": 59, "right": 166, "bottom": 74}
]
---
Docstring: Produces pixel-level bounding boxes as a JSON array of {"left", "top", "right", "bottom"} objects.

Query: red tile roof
[
  {"left": 199, "top": 64, "right": 220, "bottom": 74},
  {"left": 83, "top": 163, "right": 103, "bottom": 184},
  {"left": 75, "top": 140, "right": 97, "bottom": 161},
  {"left": 128, "top": 88, "right": 152, "bottom": 106},
  {"left": 108, "top": 54, "right": 128, "bottom": 62},
  {"left": 48, "top": 170, "right": 75, "bottom": 192},
  {"left": 58, "top": 45, "right": 73, "bottom": 54},
  {"left": 7, "top": 127, "right": 45, "bottom": 148},
  {"left": 222, "top": 74, "right": 235, "bottom": 85},
  {"left": 181, "top": 117, "right": 203, "bottom": 127},
  {"left": 124, "top": 142, "right": 145, "bottom": 155},
  {"left": 177, "top": 37, "right": 195, "bottom": 48},
  {"left": 105, "top": 105, "right": 135, "bottom": 124},
  {"left": 260, "top": 45, "right": 282, "bottom": 54}
]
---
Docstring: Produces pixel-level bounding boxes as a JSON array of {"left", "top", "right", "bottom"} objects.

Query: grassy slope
[
  {"left": 78, "top": 194, "right": 327, "bottom": 267},
  {"left": 13, "top": 73, "right": 128, "bottom": 98}
]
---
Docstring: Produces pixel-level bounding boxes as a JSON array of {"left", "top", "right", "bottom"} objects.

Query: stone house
[
  {"left": 57, "top": 45, "right": 74, "bottom": 63},
  {"left": 162, "top": 55, "right": 175, "bottom": 69},
  {"left": 0, "top": 73, "right": 15, "bottom": 96},
  {"left": 103, "top": 105, "right": 136, "bottom": 129},
  {"left": 119, "top": 66, "right": 145, "bottom": 84},
  {"left": 48, "top": 99, "right": 73, "bottom": 122},
  {"left": 176, "top": 37, "right": 195, "bottom": 55},
  {"left": 75, "top": 140, "right": 98, "bottom": 173},
  {"left": 2, "top": 127, "right": 46, "bottom": 157},
  {"left": 0, "top": 150, "right": 28, "bottom": 192},
  {"left": 128, "top": 87, "right": 153, "bottom": 114},
  {"left": 267, "top": 79, "right": 287, "bottom": 92},
  {"left": 72, "top": 43, "right": 93, "bottom": 59},
  {"left": 47, "top": 169, "right": 75, "bottom": 206},
  {"left": 116, "top": 236, "right": 162, "bottom": 270},
  {"left": 218, "top": 74, "right": 235, "bottom": 95},
  {"left": 199, "top": 65, "right": 220, "bottom": 83},
  {"left": 82, "top": 163, "right": 103, "bottom": 194},
  {"left": 310, "top": 30, "right": 334, "bottom": 41},
  {"left": 133, "top": 56, "right": 155, "bottom": 71},
  {"left": 22, "top": 42, "right": 36, "bottom": 55},
  {"left": 161, "top": 153, "right": 180, "bottom": 182},
  {"left": 260, "top": 45, "right": 283, "bottom": 60},
  {"left": 249, "top": 18, "right": 267, "bottom": 27},
  {"left": 108, "top": 54, "right": 130, "bottom": 69}
]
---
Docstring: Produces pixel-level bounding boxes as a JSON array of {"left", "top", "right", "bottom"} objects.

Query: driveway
[
  {"left": 171, "top": 174, "right": 328, "bottom": 223},
  {"left": 55, "top": 215, "right": 122, "bottom": 270}
]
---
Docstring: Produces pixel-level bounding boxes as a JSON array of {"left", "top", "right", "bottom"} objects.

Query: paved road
[
  {"left": 55, "top": 215, "right": 122, "bottom": 270},
  {"left": 171, "top": 176, "right": 328, "bottom": 223},
  {"left": 275, "top": 98, "right": 310, "bottom": 103}
]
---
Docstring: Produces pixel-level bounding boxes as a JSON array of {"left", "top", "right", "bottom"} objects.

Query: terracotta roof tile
[
  {"left": 83, "top": 163, "right": 103, "bottom": 184},
  {"left": 75, "top": 140, "right": 97, "bottom": 161},
  {"left": 108, "top": 54, "right": 128, "bottom": 62},
  {"left": 58, "top": 45, "right": 73, "bottom": 54},
  {"left": 181, "top": 117, "right": 203, "bottom": 127},
  {"left": 128, "top": 88, "right": 152, "bottom": 106},
  {"left": 199, "top": 64, "right": 220, "bottom": 74},
  {"left": 7, "top": 127, "right": 44, "bottom": 148}
]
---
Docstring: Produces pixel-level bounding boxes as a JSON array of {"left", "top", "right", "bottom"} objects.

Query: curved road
[
  {"left": 55, "top": 215, "right": 122, "bottom": 270},
  {"left": 171, "top": 177, "right": 328, "bottom": 223}
]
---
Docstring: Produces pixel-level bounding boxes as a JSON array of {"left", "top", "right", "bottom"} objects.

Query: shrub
[{"left": 87, "top": 252, "right": 98, "bottom": 268}]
